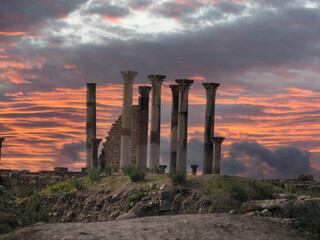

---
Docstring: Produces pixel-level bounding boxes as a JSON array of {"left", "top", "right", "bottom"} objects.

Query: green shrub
[
  {"left": 229, "top": 181, "right": 248, "bottom": 202},
  {"left": 24, "top": 185, "right": 35, "bottom": 197},
  {"left": 103, "top": 165, "right": 112, "bottom": 176},
  {"left": 293, "top": 201, "right": 320, "bottom": 238},
  {"left": 122, "top": 165, "right": 135, "bottom": 176},
  {"left": 71, "top": 178, "right": 85, "bottom": 190},
  {"left": 169, "top": 171, "right": 186, "bottom": 184},
  {"left": 25, "top": 195, "right": 48, "bottom": 225},
  {"left": 249, "top": 183, "right": 274, "bottom": 200},
  {"left": 50, "top": 180, "right": 74, "bottom": 193},
  {"left": 122, "top": 165, "right": 145, "bottom": 182},
  {"left": 88, "top": 168, "right": 101, "bottom": 182},
  {"left": 129, "top": 192, "right": 144, "bottom": 203}
]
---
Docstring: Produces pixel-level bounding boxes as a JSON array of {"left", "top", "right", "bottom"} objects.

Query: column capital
[
  {"left": 203, "top": 83, "right": 220, "bottom": 95},
  {"left": 212, "top": 137, "right": 225, "bottom": 144},
  {"left": 121, "top": 71, "right": 138, "bottom": 82},
  {"left": 176, "top": 79, "right": 194, "bottom": 91},
  {"left": 169, "top": 84, "right": 179, "bottom": 96},
  {"left": 148, "top": 75, "right": 166, "bottom": 86},
  {"left": 139, "top": 86, "right": 152, "bottom": 97}
]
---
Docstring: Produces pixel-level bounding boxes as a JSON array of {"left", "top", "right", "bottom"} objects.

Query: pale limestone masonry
[
  {"left": 120, "top": 71, "right": 137, "bottom": 168},
  {"left": 99, "top": 106, "right": 139, "bottom": 170}
]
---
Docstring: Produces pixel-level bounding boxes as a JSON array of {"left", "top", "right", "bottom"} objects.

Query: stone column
[
  {"left": 213, "top": 137, "right": 225, "bottom": 174},
  {"left": 176, "top": 79, "right": 194, "bottom": 172},
  {"left": 0, "top": 138, "right": 5, "bottom": 162},
  {"left": 91, "top": 138, "right": 102, "bottom": 168},
  {"left": 86, "top": 83, "right": 96, "bottom": 168},
  {"left": 120, "top": 71, "right": 137, "bottom": 168},
  {"left": 202, "top": 83, "right": 220, "bottom": 174},
  {"left": 169, "top": 85, "right": 179, "bottom": 173},
  {"left": 148, "top": 75, "right": 166, "bottom": 170},
  {"left": 136, "top": 86, "right": 152, "bottom": 170}
]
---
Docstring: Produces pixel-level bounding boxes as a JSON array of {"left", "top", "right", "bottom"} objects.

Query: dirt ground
[{"left": 1, "top": 214, "right": 305, "bottom": 240}]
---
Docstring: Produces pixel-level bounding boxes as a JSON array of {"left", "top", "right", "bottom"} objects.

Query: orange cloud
[{"left": 0, "top": 31, "right": 25, "bottom": 36}]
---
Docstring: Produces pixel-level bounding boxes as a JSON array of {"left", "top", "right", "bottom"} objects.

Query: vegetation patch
[
  {"left": 169, "top": 171, "right": 186, "bottom": 184},
  {"left": 122, "top": 165, "right": 146, "bottom": 182}
]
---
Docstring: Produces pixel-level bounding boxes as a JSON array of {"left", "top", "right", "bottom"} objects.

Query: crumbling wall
[{"left": 99, "top": 105, "right": 139, "bottom": 170}]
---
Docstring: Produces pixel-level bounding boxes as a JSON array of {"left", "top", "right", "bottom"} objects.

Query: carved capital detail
[
  {"left": 121, "top": 71, "right": 137, "bottom": 83},
  {"left": 203, "top": 83, "right": 220, "bottom": 95},
  {"left": 176, "top": 79, "right": 194, "bottom": 92},
  {"left": 212, "top": 137, "right": 225, "bottom": 144},
  {"left": 139, "top": 86, "right": 152, "bottom": 97},
  {"left": 169, "top": 84, "right": 179, "bottom": 96},
  {"left": 148, "top": 75, "right": 166, "bottom": 87}
]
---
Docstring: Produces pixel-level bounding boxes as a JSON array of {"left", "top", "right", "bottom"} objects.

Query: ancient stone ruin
[
  {"left": 94, "top": 71, "right": 223, "bottom": 174},
  {"left": 0, "top": 138, "right": 5, "bottom": 163}
]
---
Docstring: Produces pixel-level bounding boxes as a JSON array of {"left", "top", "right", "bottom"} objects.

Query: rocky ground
[
  {"left": 1, "top": 173, "right": 320, "bottom": 239},
  {"left": 1, "top": 214, "right": 306, "bottom": 240}
]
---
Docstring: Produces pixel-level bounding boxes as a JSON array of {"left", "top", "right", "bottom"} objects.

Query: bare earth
[{"left": 2, "top": 214, "right": 305, "bottom": 240}]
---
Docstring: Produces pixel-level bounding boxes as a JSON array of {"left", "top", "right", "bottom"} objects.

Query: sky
[{"left": 0, "top": 0, "right": 319, "bottom": 179}]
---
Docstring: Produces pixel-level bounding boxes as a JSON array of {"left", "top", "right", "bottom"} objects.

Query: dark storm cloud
[
  {"left": 0, "top": 0, "right": 87, "bottom": 33},
  {"left": 215, "top": 1, "right": 246, "bottom": 14},
  {"left": 225, "top": 141, "right": 313, "bottom": 178},
  {"left": 54, "top": 140, "right": 85, "bottom": 166},
  {"left": 129, "top": 0, "right": 153, "bottom": 10},
  {"left": 86, "top": 1, "right": 130, "bottom": 18}
]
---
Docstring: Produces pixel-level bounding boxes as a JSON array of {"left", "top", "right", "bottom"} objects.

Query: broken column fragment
[
  {"left": 86, "top": 83, "right": 96, "bottom": 169},
  {"left": 169, "top": 85, "right": 179, "bottom": 173},
  {"left": 202, "top": 83, "right": 220, "bottom": 174},
  {"left": 120, "top": 71, "right": 137, "bottom": 168},
  {"left": 148, "top": 75, "right": 166, "bottom": 171},
  {"left": 176, "top": 79, "right": 194, "bottom": 172},
  {"left": 136, "top": 86, "right": 152, "bottom": 170},
  {"left": 91, "top": 138, "right": 102, "bottom": 168},
  {"left": 213, "top": 137, "right": 225, "bottom": 174}
]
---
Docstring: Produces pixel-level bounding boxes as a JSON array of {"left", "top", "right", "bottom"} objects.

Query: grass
[
  {"left": 169, "top": 171, "right": 187, "bottom": 184},
  {"left": 87, "top": 168, "right": 101, "bottom": 182},
  {"left": 122, "top": 165, "right": 146, "bottom": 182},
  {"left": 287, "top": 185, "right": 320, "bottom": 198},
  {"left": 24, "top": 195, "right": 48, "bottom": 225}
]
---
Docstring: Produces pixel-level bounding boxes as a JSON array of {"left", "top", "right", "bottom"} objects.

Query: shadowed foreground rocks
[{"left": 2, "top": 214, "right": 305, "bottom": 240}]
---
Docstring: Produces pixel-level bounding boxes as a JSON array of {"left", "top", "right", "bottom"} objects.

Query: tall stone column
[
  {"left": 169, "top": 85, "right": 179, "bottom": 172},
  {"left": 120, "top": 71, "right": 137, "bottom": 168},
  {"left": 0, "top": 138, "right": 5, "bottom": 163},
  {"left": 86, "top": 83, "right": 96, "bottom": 168},
  {"left": 91, "top": 138, "right": 102, "bottom": 168},
  {"left": 176, "top": 79, "right": 194, "bottom": 172},
  {"left": 213, "top": 137, "right": 225, "bottom": 174},
  {"left": 202, "top": 83, "right": 220, "bottom": 174},
  {"left": 136, "top": 86, "right": 152, "bottom": 170},
  {"left": 148, "top": 75, "right": 165, "bottom": 170}
]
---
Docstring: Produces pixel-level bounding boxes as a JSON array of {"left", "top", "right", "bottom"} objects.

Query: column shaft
[
  {"left": 148, "top": 75, "right": 165, "bottom": 170},
  {"left": 0, "top": 138, "right": 5, "bottom": 163},
  {"left": 120, "top": 71, "right": 137, "bottom": 168},
  {"left": 202, "top": 83, "right": 220, "bottom": 174},
  {"left": 136, "top": 86, "right": 151, "bottom": 170},
  {"left": 86, "top": 83, "right": 96, "bottom": 168},
  {"left": 213, "top": 137, "right": 225, "bottom": 174},
  {"left": 91, "top": 138, "right": 102, "bottom": 168},
  {"left": 169, "top": 85, "right": 179, "bottom": 172},
  {"left": 176, "top": 79, "right": 193, "bottom": 172}
]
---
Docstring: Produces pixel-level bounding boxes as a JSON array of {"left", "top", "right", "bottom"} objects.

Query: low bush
[
  {"left": 25, "top": 195, "right": 48, "bottom": 225},
  {"left": 88, "top": 168, "right": 101, "bottom": 182},
  {"left": 169, "top": 171, "right": 186, "bottom": 184},
  {"left": 229, "top": 181, "right": 248, "bottom": 202},
  {"left": 122, "top": 165, "right": 145, "bottom": 182},
  {"left": 71, "top": 178, "right": 85, "bottom": 191}
]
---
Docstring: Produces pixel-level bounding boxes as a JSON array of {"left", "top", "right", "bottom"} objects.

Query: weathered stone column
[
  {"left": 213, "top": 137, "right": 225, "bottom": 174},
  {"left": 202, "top": 83, "right": 220, "bottom": 174},
  {"left": 0, "top": 138, "right": 5, "bottom": 163},
  {"left": 86, "top": 83, "right": 96, "bottom": 168},
  {"left": 176, "top": 79, "right": 194, "bottom": 172},
  {"left": 136, "top": 86, "right": 152, "bottom": 170},
  {"left": 169, "top": 85, "right": 179, "bottom": 173},
  {"left": 120, "top": 71, "right": 137, "bottom": 168},
  {"left": 91, "top": 138, "right": 102, "bottom": 168},
  {"left": 148, "top": 75, "right": 166, "bottom": 170}
]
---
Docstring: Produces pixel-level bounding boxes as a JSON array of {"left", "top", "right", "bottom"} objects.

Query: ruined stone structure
[
  {"left": 86, "top": 83, "right": 97, "bottom": 169},
  {"left": 120, "top": 71, "right": 137, "bottom": 168},
  {"left": 99, "top": 106, "right": 139, "bottom": 170},
  {"left": 202, "top": 83, "right": 220, "bottom": 174},
  {"left": 148, "top": 75, "right": 166, "bottom": 170},
  {"left": 169, "top": 85, "right": 179, "bottom": 172},
  {"left": 0, "top": 138, "right": 5, "bottom": 163},
  {"left": 136, "top": 86, "right": 152, "bottom": 170},
  {"left": 176, "top": 79, "right": 194, "bottom": 172},
  {"left": 213, "top": 137, "right": 225, "bottom": 174}
]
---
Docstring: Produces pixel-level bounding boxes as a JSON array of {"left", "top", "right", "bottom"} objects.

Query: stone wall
[
  {"left": 0, "top": 169, "right": 84, "bottom": 189},
  {"left": 99, "top": 105, "right": 139, "bottom": 170}
]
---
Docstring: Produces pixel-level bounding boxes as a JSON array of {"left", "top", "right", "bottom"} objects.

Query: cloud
[
  {"left": 223, "top": 141, "right": 314, "bottom": 179},
  {"left": 54, "top": 140, "right": 85, "bottom": 167}
]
